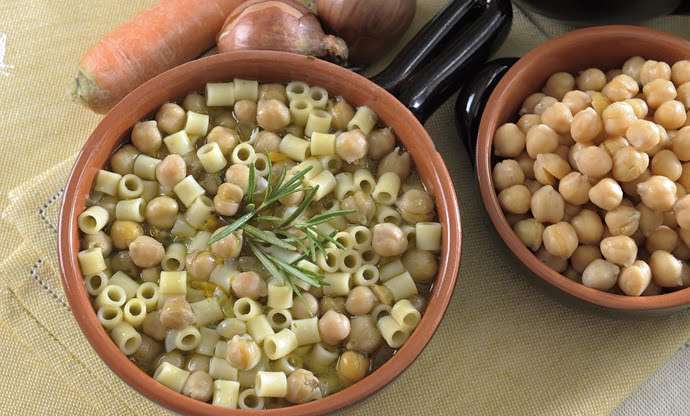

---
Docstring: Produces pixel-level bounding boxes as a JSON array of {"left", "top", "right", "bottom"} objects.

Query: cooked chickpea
[
  {"left": 588, "top": 178, "right": 623, "bottom": 211},
  {"left": 498, "top": 184, "right": 531, "bottom": 215},
  {"left": 646, "top": 225, "right": 678, "bottom": 253},
  {"left": 160, "top": 295, "right": 196, "bottom": 329},
  {"left": 525, "top": 124, "right": 559, "bottom": 158},
  {"left": 650, "top": 250, "right": 683, "bottom": 287},
  {"left": 335, "top": 129, "right": 368, "bottom": 164},
  {"left": 604, "top": 205, "right": 640, "bottom": 236},
  {"left": 602, "top": 102, "right": 637, "bottom": 136},
  {"left": 677, "top": 83, "right": 690, "bottom": 108},
  {"left": 319, "top": 296, "right": 346, "bottom": 315},
  {"left": 83, "top": 231, "right": 113, "bottom": 257},
  {"left": 186, "top": 251, "right": 218, "bottom": 282},
  {"left": 530, "top": 185, "right": 564, "bottom": 223},
  {"left": 670, "top": 60, "right": 690, "bottom": 86},
  {"left": 182, "top": 371, "right": 213, "bottom": 402},
  {"left": 606, "top": 69, "right": 623, "bottom": 81},
  {"left": 225, "top": 164, "right": 250, "bottom": 193},
  {"left": 643, "top": 78, "right": 677, "bottom": 109},
  {"left": 520, "top": 93, "right": 546, "bottom": 114},
  {"left": 402, "top": 248, "right": 438, "bottom": 283},
  {"left": 128, "top": 236, "right": 164, "bottom": 268},
  {"left": 582, "top": 259, "right": 620, "bottom": 290},
  {"left": 156, "top": 154, "right": 186, "bottom": 188},
  {"left": 319, "top": 310, "right": 351, "bottom": 345},
  {"left": 577, "top": 68, "right": 607, "bottom": 91},
  {"left": 110, "top": 220, "right": 143, "bottom": 250},
  {"left": 342, "top": 191, "right": 376, "bottom": 225},
  {"left": 183, "top": 93, "right": 208, "bottom": 114},
  {"left": 626, "top": 119, "right": 661, "bottom": 153},
  {"left": 329, "top": 97, "right": 355, "bottom": 130},
  {"left": 155, "top": 350, "right": 185, "bottom": 370},
  {"left": 651, "top": 149, "right": 682, "bottom": 180},
  {"left": 611, "top": 147, "right": 648, "bottom": 183},
  {"left": 542, "top": 222, "right": 578, "bottom": 258},
  {"left": 574, "top": 145, "right": 612, "bottom": 178},
  {"left": 226, "top": 335, "right": 262, "bottom": 370},
  {"left": 142, "top": 311, "right": 166, "bottom": 341},
  {"left": 571, "top": 209, "right": 605, "bottom": 244},
  {"left": 156, "top": 102, "right": 186, "bottom": 134},
  {"left": 618, "top": 260, "right": 652, "bottom": 296},
  {"left": 132, "top": 334, "right": 163, "bottom": 372},
  {"left": 207, "top": 126, "right": 240, "bottom": 156},
  {"left": 600, "top": 235, "right": 637, "bottom": 266},
  {"left": 647, "top": 124, "right": 672, "bottom": 156},
  {"left": 562, "top": 90, "right": 591, "bottom": 114},
  {"left": 110, "top": 145, "right": 139, "bottom": 175},
  {"left": 655, "top": 100, "right": 687, "bottom": 130},
  {"left": 256, "top": 99, "right": 290, "bottom": 131},
  {"left": 493, "top": 160, "right": 525, "bottom": 191},
  {"left": 569, "top": 108, "right": 602, "bottom": 144},
  {"left": 536, "top": 247, "right": 568, "bottom": 272},
  {"left": 518, "top": 114, "right": 542, "bottom": 134},
  {"left": 259, "top": 83, "right": 288, "bottom": 103},
  {"left": 377, "top": 148, "right": 411, "bottom": 180},
  {"left": 210, "top": 230, "right": 243, "bottom": 259},
  {"left": 672, "top": 127, "right": 690, "bottom": 161},
  {"left": 131, "top": 121, "right": 162, "bottom": 156},
  {"left": 345, "top": 286, "right": 376, "bottom": 315},
  {"left": 367, "top": 127, "right": 396, "bottom": 160},
  {"left": 234, "top": 100, "right": 257, "bottom": 125},
  {"left": 625, "top": 98, "right": 649, "bottom": 119},
  {"left": 336, "top": 351, "right": 369, "bottom": 384},
  {"left": 543, "top": 72, "right": 575, "bottom": 99},
  {"left": 145, "top": 196, "right": 178, "bottom": 229},
  {"left": 110, "top": 251, "right": 140, "bottom": 277},
  {"left": 214, "top": 182, "right": 243, "bottom": 216},
  {"left": 570, "top": 245, "right": 602, "bottom": 273},
  {"left": 291, "top": 293, "right": 319, "bottom": 319},
  {"left": 396, "top": 189, "right": 434, "bottom": 224},
  {"left": 622, "top": 56, "right": 645, "bottom": 81},
  {"left": 541, "top": 102, "right": 573, "bottom": 135},
  {"left": 589, "top": 91, "right": 612, "bottom": 115},
  {"left": 231, "top": 271, "right": 267, "bottom": 299},
  {"left": 603, "top": 74, "right": 639, "bottom": 102},
  {"left": 534, "top": 96, "right": 558, "bottom": 115},
  {"left": 513, "top": 219, "right": 544, "bottom": 251},
  {"left": 372, "top": 223, "right": 408, "bottom": 257},
  {"left": 675, "top": 194, "right": 690, "bottom": 230},
  {"left": 640, "top": 60, "right": 672, "bottom": 85},
  {"left": 346, "top": 315, "right": 383, "bottom": 354},
  {"left": 286, "top": 369, "right": 322, "bottom": 404},
  {"left": 637, "top": 175, "right": 677, "bottom": 211},
  {"left": 492, "top": 123, "right": 526, "bottom": 158}
]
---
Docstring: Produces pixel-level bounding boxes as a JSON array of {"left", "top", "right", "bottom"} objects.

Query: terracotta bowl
[
  {"left": 477, "top": 25, "right": 690, "bottom": 312},
  {"left": 58, "top": 51, "right": 461, "bottom": 415}
]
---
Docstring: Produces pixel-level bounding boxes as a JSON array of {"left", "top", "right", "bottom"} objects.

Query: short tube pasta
[
  {"left": 280, "top": 134, "right": 310, "bottom": 161},
  {"left": 141, "top": 180, "right": 159, "bottom": 202},
  {"left": 375, "top": 204, "right": 402, "bottom": 225},
  {"left": 361, "top": 248, "right": 380, "bottom": 265},
  {"left": 115, "top": 198, "right": 146, "bottom": 222},
  {"left": 174, "top": 175, "right": 206, "bottom": 207},
  {"left": 123, "top": 298, "right": 147, "bottom": 327},
  {"left": 332, "top": 231, "right": 356, "bottom": 250},
  {"left": 253, "top": 153, "right": 271, "bottom": 177},
  {"left": 187, "top": 231, "right": 211, "bottom": 253},
  {"left": 267, "top": 283, "right": 293, "bottom": 309},
  {"left": 317, "top": 248, "right": 340, "bottom": 273},
  {"left": 416, "top": 222, "right": 442, "bottom": 251},
  {"left": 213, "top": 380, "right": 241, "bottom": 408},
  {"left": 191, "top": 298, "right": 224, "bottom": 327},
  {"left": 210, "top": 357, "right": 239, "bottom": 380},
  {"left": 162, "top": 243, "right": 186, "bottom": 271},
  {"left": 233, "top": 297, "right": 263, "bottom": 321},
  {"left": 391, "top": 299, "right": 422, "bottom": 331},
  {"left": 379, "top": 259, "right": 406, "bottom": 282},
  {"left": 95, "top": 284, "right": 127, "bottom": 308},
  {"left": 110, "top": 321, "right": 142, "bottom": 355},
  {"left": 347, "top": 106, "right": 378, "bottom": 134},
  {"left": 371, "top": 304, "right": 392, "bottom": 322},
  {"left": 310, "top": 132, "right": 336, "bottom": 156},
  {"left": 305, "top": 109, "right": 333, "bottom": 137},
  {"left": 170, "top": 216, "right": 196, "bottom": 238},
  {"left": 338, "top": 249, "right": 362, "bottom": 273},
  {"left": 308, "top": 343, "right": 338, "bottom": 370},
  {"left": 373, "top": 172, "right": 401, "bottom": 205},
  {"left": 164, "top": 130, "right": 194, "bottom": 155},
  {"left": 97, "top": 305, "right": 123, "bottom": 330},
  {"left": 291, "top": 317, "right": 321, "bottom": 346},
  {"left": 136, "top": 282, "right": 160, "bottom": 311},
  {"left": 286, "top": 81, "right": 310, "bottom": 101},
  {"left": 319, "top": 155, "right": 342, "bottom": 172},
  {"left": 255, "top": 371, "right": 287, "bottom": 398},
  {"left": 238, "top": 389, "right": 265, "bottom": 410},
  {"left": 247, "top": 314, "right": 275, "bottom": 344},
  {"left": 185, "top": 111, "right": 209, "bottom": 137},
  {"left": 173, "top": 326, "right": 201, "bottom": 351},
  {"left": 85, "top": 271, "right": 110, "bottom": 296},
  {"left": 322, "top": 272, "right": 351, "bottom": 297},
  {"left": 78, "top": 206, "right": 109, "bottom": 234},
  {"left": 133, "top": 154, "right": 161, "bottom": 180},
  {"left": 118, "top": 174, "right": 144, "bottom": 199},
  {"left": 383, "top": 271, "right": 418, "bottom": 300},
  {"left": 306, "top": 170, "right": 336, "bottom": 201},
  {"left": 289, "top": 99, "right": 313, "bottom": 127},
  {"left": 335, "top": 172, "right": 355, "bottom": 201},
  {"left": 353, "top": 265, "right": 379, "bottom": 286},
  {"left": 95, "top": 170, "right": 122, "bottom": 196},
  {"left": 234, "top": 78, "right": 259, "bottom": 102},
  {"left": 347, "top": 226, "right": 372, "bottom": 249},
  {"left": 308, "top": 86, "right": 328, "bottom": 109},
  {"left": 206, "top": 82, "right": 235, "bottom": 106},
  {"left": 231, "top": 142, "right": 257, "bottom": 165},
  {"left": 267, "top": 309, "right": 292, "bottom": 330},
  {"left": 154, "top": 362, "right": 190, "bottom": 393},
  {"left": 78, "top": 247, "right": 107, "bottom": 277},
  {"left": 377, "top": 315, "right": 409, "bottom": 348},
  {"left": 184, "top": 196, "right": 214, "bottom": 229},
  {"left": 197, "top": 142, "right": 227, "bottom": 173},
  {"left": 196, "top": 327, "right": 220, "bottom": 357},
  {"left": 295, "top": 158, "right": 323, "bottom": 180},
  {"left": 354, "top": 169, "right": 376, "bottom": 194},
  {"left": 159, "top": 271, "right": 187, "bottom": 295},
  {"left": 110, "top": 271, "right": 139, "bottom": 300},
  {"left": 263, "top": 329, "right": 299, "bottom": 360}
]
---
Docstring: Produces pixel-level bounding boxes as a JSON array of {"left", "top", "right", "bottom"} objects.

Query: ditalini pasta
[{"left": 75, "top": 79, "right": 440, "bottom": 409}]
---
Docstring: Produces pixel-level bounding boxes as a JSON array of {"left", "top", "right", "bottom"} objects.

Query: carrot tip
[{"left": 71, "top": 69, "right": 111, "bottom": 114}]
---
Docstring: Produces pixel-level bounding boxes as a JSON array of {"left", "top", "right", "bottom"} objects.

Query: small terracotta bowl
[
  {"left": 58, "top": 51, "right": 461, "bottom": 415},
  {"left": 477, "top": 25, "right": 690, "bottom": 312}
]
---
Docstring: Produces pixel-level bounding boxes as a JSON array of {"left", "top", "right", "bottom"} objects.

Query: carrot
[{"left": 72, "top": 0, "right": 245, "bottom": 114}]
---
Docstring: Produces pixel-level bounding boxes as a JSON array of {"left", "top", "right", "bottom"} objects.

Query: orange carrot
[{"left": 72, "top": 0, "right": 245, "bottom": 114}]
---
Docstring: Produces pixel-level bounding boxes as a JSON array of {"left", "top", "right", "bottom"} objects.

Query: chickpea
[
  {"left": 110, "top": 220, "right": 143, "bottom": 250},
  {"left": 536, "top": 247, "right": 568, "bottom": 272},
  {"left": 142, "top": 310, "right": 166, "bottom": 341},
  {"left": 555, "top": 144, "right": 570, "bottom": 161},
  {"left": 127, "top": 236, "right": 164, "bottom": 269},
  {"left": 655, "top": 100, "right": 687, "bottom": 130},
  {"left": 214, "top": 182, "right": 244, "bottom": 216},
  {"left": 513, "top": 219, "right": 544, "bottom": 251},
  {"left": 622, "top": 56, "right": 645, "bottom": 81},
  {"left": 646, "top": 225, "right": 678, "bottom": 253},
  {"left": 577, "top": 68, "right": 607, "bottom": 91},
  {"left": 618, "top": 260, "right": 652, "bottom": 296},
  {"left": 225, "top": 164, "right": 250, "bottom": 193},
  {"left": 402, "top": 248, "right": 438, "bottom": 283},
  {"left": 571, "top": 209, "right": 605, "bottom": 244},
  {"left": 541, "top": 102, "right": 573, "bottom": 134},
  {"left": 335, "top": 129, "right": 368, "bottom": 164},
  {"left": 131, "top": 334, "right": 163, "bottom": 373},
  {"left": 518, "top": 114, "right": 542, "bottom": 134},
  {"left": 160, "top": 295, "right": 196, "bottom": 329},
  {"left": 570, "top": 245, "right": 602, "bottom": 273},
  {"left": 599, "top": 137, "right": 627, "bottom": 158},
  {"left": 588, "top": 178, "right": 622, "bottom": 211},
  {"left": 611, "top": 147, "right": 649, "bottom": 183},
  {"left": 346, "top": 315, "right": 383, "bottom": 354},
  {"left": 493, "top": 160, "right": 525, "bottom": 191},
  {"left": 329, "top": 96, "right": 355, "bottom": 130},
  {"left": 144, "top": 196, "right": 178, "bottom": 229},
  {"left": 366, "top": 127, "right": 396, "bottom": 160},
  {"left": 345, "top": 286, "right": 377, "bottom": 315},
  {"left": 372, "top": 223, "right": 408, "bottom": 257},
  {"left": 233, "top": 100, "right": 257, "bottom": 126},
  {"left": 231, "top": 271, "right": 267, "bottom": 299},
  {"left": 254, "top": 99, "right": 291, "bottom": 132},
  {"left": 291, "top": 293, "right": 319, "bottom": 319},
  {"left": 156, "top": 102, "right": 186, "bottom": 134},
  {"left": 185, "top": 251, "right": 217, "bottom": 282},
  {"left": 216, "top": 318, "right": 247, "bottom": 339},
  {"left": 574, "top": 146, "right": 612, "bottom": 178},
  {"left": 589, "top": 91, "right": 612, "bottom": 116},
  {"left": 670, "top": 60, "right": 690, "bottom": 86},
  {"left": 677, "top": 83, "right": 690, "bottom": 109},
  {"left": 562, "top": 90, "right": 591, "bottom": 114},
  {"left": 582, "top": 259, "right": 620, "bottom": 290},
  {"left": 499, "top": 184, "right": 531, "bottom": 215},
  {"left": 183, "top": 92, "right": 208, "bottom": 114},
  {"left": 396, "top": 189, "right": 434, "bottom": 224},
  {"left": 520, "top": 93, "right": 546, "bottom": 114},
  {"left": 604, "top": 205, "right": 640, "bottom": 236},
  {"left": 155, "top": 154, "right": 186, "bottom": 188},
  {"left": 286, "top": 369, "right": 322, "bottom": 404},
  {"left": 530, "top": 185, "right": 564, "bottom": 223},
  {"left": 182, "top": 371, "right": 213, "bottom": 402},
  {"left": 600, "top": 235, "right": 637, "bottom": 266},
  {"left": 319, "top": 296, "right": 346, "bottom": 315},
  {"left": 651, "top": 149, "right": 682, "bottom": 180},
  {"left": 226, "top": 335, "right": 262, "bottom": 370},
  {"left": 606, "top": 69, "right": 623, "bottom": 81},
  {"left": 110, "top": 144, "right": 139, "bottom": 176},
  {"left": 525, "top": 124, "right": 559, "bottom": 158},
  {"left": 672, "top": 127, "right": 690, "bottom": 161},
  {"left": 82, "top": 231, "right": 113, "bottom": 257},
  {"left": 650, "top": 250, "right": 683, "bottom": 287},
  {"left": 340, "top": 191, "right": 375, "bottom": 225},
  {"left": 570, "top": 108, "right": 603, "bottom": 144},
  {"left": 130, "top": 121, "right": 162, "bottom": 156},
  {"left": 675, "top": 194, "right": 690, "bottom": 230},
  {"left": 259, "top": 83, "right": 288, "bottom": 103},
  {"left": 207, "top": 126, "right": 240, "bottom": 156},
  {"left": 210, "top": 230, "right": 243, "bottom": 259},
  {"left": 543, "top": 72, "right": 575, "bottom": 99},
  {"left": 109, "top": 251, "right": 139, "bottom": 278},
  {"left": 532, "top": 154, "right": 569, "bottom": 187},
  {"left": 336, "top": 351, "right": 369, "bottom": 384},
  {"left": 319, "top": 310, "right": 351, "bottom": 345},
  {"left": 647, "top": 124, "right": 672, "bottom": 157},
  {"left": 602, "top": 102, "right": 637, "bottom": 136},
  {"left": 542, "top": 222, "right": 579, "bottom": 258},
  {"left": 184, "top": 354, "right": 210, "bottom": 372},
  {"left": 625, "top": 98, "right": 649, "bottom": 119},
  {"left": 534, "top": 96, "right": 558, "bottom": 115},
  {"left": 643, "top": 79, "right": 676, "bottom": 109},
  {"left": 637, "top": 175, "right": 677, "bottom": 211},
  {"left": 640, "top": 60, "right": 672, "bottom": 85},
  {"left": 154, "top": 350, "right": 185, "bottom": 370},
  {"left": 602, "top": 74, "right": 639, "bottom": 102}
]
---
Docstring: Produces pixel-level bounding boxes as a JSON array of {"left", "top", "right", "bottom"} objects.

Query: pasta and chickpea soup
[
  {"left": 493, "top": 56, "right": 690, "bottom": 296},
  {"left": 76, "top": 79, "right": 442, "bottom": 409}
]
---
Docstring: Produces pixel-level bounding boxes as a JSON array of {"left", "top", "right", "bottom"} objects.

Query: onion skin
[
  {"left": 217, "top": 0, "right": 348, "bottom": 62},
  {"left": 316, "top": 0, "right": 416, "bottom": 65}
]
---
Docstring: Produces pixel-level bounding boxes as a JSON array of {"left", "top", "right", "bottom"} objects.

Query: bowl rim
[
  {"left": 477, "top": 25, "right": 690, "bottom": 311},
  {"left": 58, "top": 50, "right": 462, "bottom": 415}
]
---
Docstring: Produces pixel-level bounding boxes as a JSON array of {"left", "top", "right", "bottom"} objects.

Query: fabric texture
[{"left": 2, "top": 1, "right": 690, "bottom": 415}]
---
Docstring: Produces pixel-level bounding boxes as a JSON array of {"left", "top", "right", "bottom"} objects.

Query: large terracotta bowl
[
  {"left": 477, "top": 26, "right": 690, "bottom": 312},
  {"left": 58, "top": 51, "right": 462, "bottom": 415}
]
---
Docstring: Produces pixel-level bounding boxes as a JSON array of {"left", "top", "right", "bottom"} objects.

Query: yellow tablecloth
[{"left": 2, "top": 1, "right": 690, "bottom": 415}]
